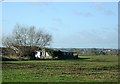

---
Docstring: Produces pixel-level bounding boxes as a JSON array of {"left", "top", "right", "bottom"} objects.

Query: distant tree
[{"left": 2, "top": 24, "right": 52, "bottom": 58}]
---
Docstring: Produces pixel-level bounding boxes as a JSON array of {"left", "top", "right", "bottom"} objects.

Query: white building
[
  {"left": 35, "top": 48, "right": 75, "bottom": 59},
  {"left": 35, "top": 49, "right": 52, "bottom": 59}
]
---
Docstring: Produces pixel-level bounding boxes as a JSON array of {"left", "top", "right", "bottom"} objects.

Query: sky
[
  {"left": 1, "top": 1, "right": 118, "bottom": 49},
  {"left": 0, "top": 2, "right": 2, "bottom": 48},
  {"left": 1, "top": 0, "right": 119, "bottom": 2}
]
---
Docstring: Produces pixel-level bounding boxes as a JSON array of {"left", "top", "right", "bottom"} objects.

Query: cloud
[
  {"left": 51, "top": 27, "right": 59, "bottom": 31},
  {"left": 0, "top": 0, "right": 4, "bottom": 2},
  {"left": 31, "top": 2, "right": 49, "bottom": 5},
  {"left": 52, "top": 18, "right": 64, "bottom": 26},
  {"left": 94, "top": 3, "right": 115, "bottom": 16},
  {"left": 114, "top": 24, "right": 118, "bottom": 32},
  {"left": 3, "top": 0, "right": 118, "bottom": 2},
  {"left": 72, "top": 11, "right": 93, "bottom": 17},
  {"left": 3, "top": 0, "right": 48, "bottom": 2},
  {"left": 97, "top": 7, "right": 114, "bottom": 15},
  {"left": 63, "top": 27, "right": 118, "bottom": 47}
]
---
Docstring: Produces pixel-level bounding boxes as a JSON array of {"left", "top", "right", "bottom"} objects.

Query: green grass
[{"left": 2, "top": 55, "right": 119, "bottom": 82}]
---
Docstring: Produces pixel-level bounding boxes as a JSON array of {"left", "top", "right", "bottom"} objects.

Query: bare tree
[{"left": 2, "top": 24, "right": 52, "bottom": 57}]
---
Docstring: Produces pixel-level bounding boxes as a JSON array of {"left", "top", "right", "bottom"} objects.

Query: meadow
[{"left": 2, "top": 55, "right": 119, "bottom": 83}]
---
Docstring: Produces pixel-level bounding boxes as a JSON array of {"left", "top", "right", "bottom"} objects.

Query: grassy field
[{"left": 2, "top": 55, "right": 119, "bottom": 83}]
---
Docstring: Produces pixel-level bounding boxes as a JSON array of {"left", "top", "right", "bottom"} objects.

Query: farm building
[
  {"left": 35, "top": 49, "right": 53, "bottom": 59},
  {"left": 59, "top": 49, "right": 75, "bottom": 59},
  {"left": 35, "top": 48, "right": 75, "bottom": 59}
]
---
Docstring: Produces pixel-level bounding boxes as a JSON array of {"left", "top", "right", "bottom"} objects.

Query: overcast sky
[{"left": 2, "top": 2, "right": 118, "bottom": 49}]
